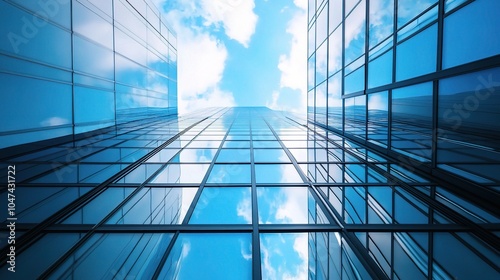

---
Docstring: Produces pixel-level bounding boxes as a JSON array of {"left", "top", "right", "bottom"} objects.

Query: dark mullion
[
  {"left": 34, "top": 116, "right": 215, "bottom": 279},
  {"left": 250, "top": 112, "right": 262, "bottom": 280}
]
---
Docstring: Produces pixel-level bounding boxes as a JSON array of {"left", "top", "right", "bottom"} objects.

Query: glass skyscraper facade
[
  {"left": 1, "top": 1, "right": 499, "bottom": 280},
  {"left": 0, "top": 0, "right": 178, "bottom": 150},
  {"left": 1, "top": 107, "right": 499, "bottom": 279}
]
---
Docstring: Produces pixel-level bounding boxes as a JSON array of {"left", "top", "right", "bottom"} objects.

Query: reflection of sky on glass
[
  {"left": 257, "top": 187, "right": 328, "bottom": 224},
  {"left": 190, "top": 187, "right": 251, "bottom": 224},
  {"left": 159, "top": 234, "right": 252, "bottom": 280},
  {"left": 207, "top": 164, "right": 251, "bottom": 184},
  {"left": 216, "top": 149, "right": 251, "bottom": 162},
  {"left": 255, "top": 164, "right": 303, "bottom": 184},
  {"left": 254, "top": 149, "right": 291, "bottom": 163},
  {"left": 260, "top": 233, "right": 308, "bottom": 280},
  {"left": 176, "top": 148, "right": 217, "bottom": 163},
  {"left": 151, "top": 164, "right": 209, "bottom": 183}
]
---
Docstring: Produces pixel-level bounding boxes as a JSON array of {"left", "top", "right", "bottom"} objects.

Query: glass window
[
  {"left": 63, "top": 187, "right": 135, "bottom": 224},
  {"left": 397, "top": 0, "right": 437, "bottom": 28},
  {"left": 151, "top": 164, "right": 210, "bottom": 184},
  {"left": 73, "top": 1, "right": 113, "bottom": 48},
  {"left": 190, "top": 187, "right": 251, "bottom": 224},
  {"left": 392, "top": 82, "right": 433, "bottom": 161},
  {"left": 158, "top": 234, "right": 252, "bottom": 280},
  {"left": 255, "top": 164, "right": 303, "bottom": 184},
  {"left": 369, "top": 0, "right": 394, "bottom": 48},
  {"left": 344, "top": 95, "right": 366, "bottom": 139},
  {"left": 327, "top": 73, "right": 343, "bottom": 131},
  {"left": 344, "top": 65, "right": 365, "bottom": 94},
  {"left": 368, "top": 50, "right": 393, "bottom": 89},
  {"left": 0, "top": 1, "right": 71, "bottom": 68},
  {"left": 443, "top": 0, "right": 500, "bottom": 68},
  {"left": 207, "top": 164, "right": 252, "bottom": 184},
  {"left": 437, "top": 67, "right": 500, "bottom": 182},
  {"left": 50, "top": 233, "right": 173, "bottom": 280},
  {"left": 260, "top": 233, "right": 309, "bottom": 279},
  {"left": 1, "top": 234, "right": 80, "bottom": 279},
  {"left": 368, "top": 91, "right": 389, "bottom": 147},
  {"left": 0, "top": 74, "right": 72, "bottom": 133},
  {"left": 176, "top": 148, "right": 217, "bottom": 163},
  {"left": 108, "top": 187, "right": 197, "bottom": 224},
  {"left": 254, "top": 149, "right": 291, "bottom": 163},
  {"left": 396, "top": 24, "right": 437, "bottom": 81},
  {"left": 328, "top": 25, "right": 343, "bottom": 76},
  {"left": 344, "top": 0, "right": 366, "bottom": 65},
  {"left": 329, "top": 0, "right": 342, "bottom": 33},
  {"left": 74, "top": 86, "right": 115, "bottom": 124},
  {"left": 216, "top": 149, "right": 251, "bottom": 163},
  {"left": 257, "top": 187, "right": 328, "bottom": 224}
]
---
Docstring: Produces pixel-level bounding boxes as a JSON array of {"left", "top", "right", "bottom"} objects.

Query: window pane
[
  {"left": 443, "top": 0, "right": 500, "bottom": 68},
  {"left": 158, "top": 234, "right": 252, "bottom": 280},
  {"left": 368, "top": 91, "right": 389, "bottom": 147},
  {"left": 396, "top": 24, "right": 437, "bottom": 81},
  {"left": 392, "top": 82, "right": 433, "bottom": 161},
  {"left": 151, "top": 164, "right": 210, "bottom": 184},
  {"left": 255, "top": 164, "right": 303, "bottom": 184},
  {"left": 190, "top": 187, "right": 251, "bottom": 224},
  {"left": 257, "top": 187, "right": 329, "bottom": 224},
  {"left": 50, "top": 233, "right": 173, "bottom": 280},
  {"left": 207, "top": 164, "right": 252, "bottom": 184},
  {"left": 369, "top": 0, "right": 394, "bottom": 48},
  {"left": 216, "top": 149, "right": 251, "bottom": 163}
]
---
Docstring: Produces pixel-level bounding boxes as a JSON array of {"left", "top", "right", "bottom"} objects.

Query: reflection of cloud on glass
[
  {"left": 40, "top": 117, "right": 70, "bottom": 126},
  {"left": 260, "top": 233, "right": 308, "bottom": 280},
  {"left": 239, "top": 238, "right": 252, "bottom": 261},
  {"left": 275, "top": 188, "right": 308, "bottom": 223},
  {"left": 369, "top": 0, "right": 394, "bottom": 47},
  {"left": 237, "top": 193, "right": 252, "bottom": 224},
  {"left": 180, "top": 188, "right": 197, "bottom": 222}
]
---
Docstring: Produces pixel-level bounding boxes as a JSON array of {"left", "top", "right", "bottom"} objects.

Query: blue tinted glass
[
  {"left": 0, "top": 1, "right": 71, "bottom": 67},
  {"left": 0, "top": 73, "right": 72, "bottom": 132},
  {"left": 260, "top": 233, "right": 308, "bottom": 279},
  {"left": 344, "top": 95, "right": 366, "bottom": 139},
  {"left": 255, "top": 164, "right": 303, "bottom": 184},
  {"left": 368, "top": 91, "right": 389, "bottom": 147},
  {"left": 74, "top": 86, "right": 115, "bottom": 124},
  {"left": 207, "top": 164, "right": 251, "bottom": 184},
  {"left": 159, "top": 234, "right": 252, "bottom": 280},
  {"left": 177, "top": 148, "right": 217, "bottom": 163},
  {"left": 73, "top": 1, "right": 113, "bottom": 48},
  {"left": 397, "top": 0, "right": 437, "bottom": 27},
  {"left": 392, "top": 82, "right": 433, "bottom": 161},
  {"left": 396, "top": 24, "right": 437, "bottom": 81},
  {"left": 443, "top": 0, "right": 500, "bottom": 68},
  {"left": 344, "top": 0, "right": 366, "bottom": 65},
  {"left": 257, "top": 187, "right": 328, "bottom": 224},
  {"left": 108, "top": 187, "right": 197, "bottom": 224},
  {"left": 393, "top": 232, "right": 428, "bottom": 279},
  {"left": 369, "top": 0, "right": 394, "bottom": 48},
  {"left": 0, "top": 187, "right": 90, "bottom": 223},
  {"left": 316, "top": 41, "right": 328, "bottom": 84},
  {"left": 62, "top": 188, "right": 134, "bottom": 224},
  {"left": 50, "top": 233, "right": 173, "bottom": 279},
  {"left": 328, "top": 73, "right": 343, "bottom": 130},
  {"left": 368, "top": 50, "right": 393, "bottom": 89},
  {"left": 344, "top": 65, "right": 365, "bottom": 94},
  {"left": 0, "top": 234, "right": 79, "bottom": 279},
  {"left": 437, "top": 67, "right": 500, "bottom": 182},
  {"left": 190, "top": 187, "right": 251, "bottom": 224},
  {"left": 73, "top": 36, "right": 114, "bottom": 79}
]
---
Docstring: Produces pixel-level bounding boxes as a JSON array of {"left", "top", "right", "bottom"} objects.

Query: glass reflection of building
[
  {"left": 0, "top": 1, "right": 499, "bottom": 280},
  {"left": 0, "top": 0, "right": 178, "bottom": 151},
  {"left": 307, "top": 0, "right": 500, "bottom": 279}
]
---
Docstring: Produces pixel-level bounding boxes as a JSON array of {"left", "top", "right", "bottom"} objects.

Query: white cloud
[
  {"left": 275, "top": 188, "right": 308, "bottom": 223},
  {"left": 159, "top": 5, "right": 238, "bottom": 114},
  {"left": 200, "top": 0, "right": 258, "bottom": 47},
  {"left": 237, "top": 193, "right": 252, "bottom": 224},
  {"left": 274, "top": 1, "right": 307, "bottom": 115}
]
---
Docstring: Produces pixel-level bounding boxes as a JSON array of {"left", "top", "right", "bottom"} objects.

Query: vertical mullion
[{"left": 250, "top": 111, "right": 262, "bottom": 280}]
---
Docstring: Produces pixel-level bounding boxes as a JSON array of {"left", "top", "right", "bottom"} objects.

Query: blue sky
[{"left": 154, "top": 0, "right": 307, "bottom": 114}]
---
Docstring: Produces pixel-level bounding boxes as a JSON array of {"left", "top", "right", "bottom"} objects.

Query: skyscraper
[
  {"left": 0, "top": 0, "right": 178, "bottom": 151},
  {"left": 1, "top": 0, "right": 499, "bottom": 280}
]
